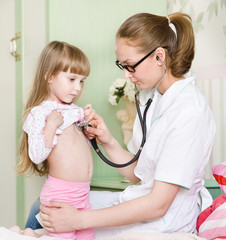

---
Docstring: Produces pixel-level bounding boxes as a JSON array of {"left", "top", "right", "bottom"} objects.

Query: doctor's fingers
[
  {"left": 39, "top": 207, "right": 50, "bottom": 221},
  {"left": 43, "top": 222, "right": 56, "bottom": 234},
  {"left": 85, "top": 108, "right": 104, "bottom": 123},
  {"left": 84, "top": 109, "right": 96, "bottom": 121},
  {"left": 84, "top": 104, "right": 92, "bottom": 110},
  {"left": 40, "top": 209, "right": 56, "bottom": 232},
  {"left": 86, "top": 126, "right": 111, "bottom": 144},
  {"left": 42, "top": 219, "right": 53, "bottom": 230}
]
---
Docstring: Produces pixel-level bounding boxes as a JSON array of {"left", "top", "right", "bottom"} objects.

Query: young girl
[{"left": 13, "top": 41, "right": 94, "bottom": 240}]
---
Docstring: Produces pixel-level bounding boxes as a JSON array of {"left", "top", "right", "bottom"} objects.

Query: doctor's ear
[{"left": 155, "top": 47, "right": 166, "bottom": 63}]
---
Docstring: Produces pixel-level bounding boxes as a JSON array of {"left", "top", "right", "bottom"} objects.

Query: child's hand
[
  {"left": 43, "top": 110, "right": 64, "bottom": 148},
  {"left": 46, "top": 110, "right": 64, "bottom": 130}
]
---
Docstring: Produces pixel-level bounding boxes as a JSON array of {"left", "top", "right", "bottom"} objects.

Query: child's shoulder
[
  {"left": 25, "top": 101, "right": 57, "bottom": 123},
  {"left": 29, "top": 101, "right": 84, "bottom": 116},
  {"left": 30, "top": 101, "right": 57, "bottom": 114}
]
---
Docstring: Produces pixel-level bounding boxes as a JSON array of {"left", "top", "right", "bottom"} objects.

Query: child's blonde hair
[{"left": 17, "top": 41, "right": 90, "bottom": 176}]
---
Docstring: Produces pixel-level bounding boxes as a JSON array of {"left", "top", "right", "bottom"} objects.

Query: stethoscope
[{"left": 77, "top": 57, "right": 167, "bottom": 168}]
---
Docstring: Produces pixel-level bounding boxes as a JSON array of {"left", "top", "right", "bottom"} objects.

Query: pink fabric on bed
[
  {"left": 213, "top": 163, "right": 226, "bottom": 193},
  {"left": 197, "top": 162, "right": 226, "bottom": 240},
  {"left": 197, "top": 195, "right": 226, "bottom": 231},
  {"left": 198, "top": 201, "right": 226, "bottom": 239}
]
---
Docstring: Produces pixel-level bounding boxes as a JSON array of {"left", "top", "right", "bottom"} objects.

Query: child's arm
[
  {"left": 24, "top": 109, "right": 64, "bottom": 164},
  {"left": 43, "top": 110, "right": 64, "bottom": 148}
]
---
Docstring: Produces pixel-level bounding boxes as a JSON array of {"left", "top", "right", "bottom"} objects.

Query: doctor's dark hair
[
  {"left": 116, "top": 12, "right": 195, "bottom": 78},
  {"left": 16, "top": 41, "right": 90, "bottom": 177}
]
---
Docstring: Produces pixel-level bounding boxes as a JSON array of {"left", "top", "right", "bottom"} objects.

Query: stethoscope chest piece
[{"left": 76, "top": 119, "right": 89, "bottom": 131}]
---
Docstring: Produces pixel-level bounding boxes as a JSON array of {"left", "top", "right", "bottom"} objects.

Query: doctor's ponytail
[{"left": 167, "top": 12, "right": 195, "bottom": 77}]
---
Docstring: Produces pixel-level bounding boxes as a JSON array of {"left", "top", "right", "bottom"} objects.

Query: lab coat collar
[
  {"left": 138, "top": 87, "right": 155, "bottom": 106},
  {"left": 151, "top": 71, "right": 196, "bottom": 124},
  {"left": 138, "top": 70, "right": 195, "bottom": 134},
  {"left": 139, "top": 71, "right": 195, "bottom": 105}
]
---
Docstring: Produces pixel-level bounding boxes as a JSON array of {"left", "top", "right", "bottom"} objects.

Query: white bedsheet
[
  {"left": 0, "top": 227, "right": 62, "bottom": 240},
  {"left": 0, "top": 227, "right": 208, "bottom": 240},
  {"left": 99, "top": 232, "right": 206, "bottom": 240}
]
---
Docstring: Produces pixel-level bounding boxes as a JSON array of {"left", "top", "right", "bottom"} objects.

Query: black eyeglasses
[{"left": 115, "top": 46, "right": 168, "bottom": 73}]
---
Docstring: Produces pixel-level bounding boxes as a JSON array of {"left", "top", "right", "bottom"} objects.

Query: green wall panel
[
  {"left": 47, "top": 0, "right": 167, "bottom": 181},
  {"left": 15, "top": 0, "right": 25, "bottom": 228}
]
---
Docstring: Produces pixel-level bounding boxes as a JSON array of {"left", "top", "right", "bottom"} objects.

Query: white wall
[
  {"left": 0, "top": 0, "right": 47, "bottom": 227},
  {"left": 0, "top": 0, "right": 17, "bottom": 228},
  {"left": 22, "top": 0, "right": 47, "bottom": 222}
]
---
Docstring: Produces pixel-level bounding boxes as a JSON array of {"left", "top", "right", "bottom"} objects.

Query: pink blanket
[{"left": 197, "top": 162, "right": 226, "bottom": 240}]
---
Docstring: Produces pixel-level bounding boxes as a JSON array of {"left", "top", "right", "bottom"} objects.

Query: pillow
[
  {"left": 197, "top": 162, "right": 226, "bottom": 239},
  {"left": 198, "top": 201, "right": 226, "bottom": 239},
  {"left": 212, "top": 161, "right": 226, "bottom": 194}
]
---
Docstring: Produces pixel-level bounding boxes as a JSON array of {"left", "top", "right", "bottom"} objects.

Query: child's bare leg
[
  {"left": 9, "top": 225, "right": 22, "bottom": 233},
  {"left": 23, "top": 228, "right": 42, "bottom": 238}
]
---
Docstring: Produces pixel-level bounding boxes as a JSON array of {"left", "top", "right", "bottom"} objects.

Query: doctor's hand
[
  {"left": 40, "top": 202, "right": 82, "bottom": 233},
  {"left": 84, "top": 106, "right": 113, "bottom": 146}
]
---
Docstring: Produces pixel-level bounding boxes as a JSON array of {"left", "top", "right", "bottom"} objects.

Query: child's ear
[
  {"left": 45, "top": 72, "right": 53, "bottom": 83},
  {"left": 44, "top": 72, "right": 53, "bottom": 83},
  {"left": 48, "top": 76, "right": 53, "bottom": 83}
]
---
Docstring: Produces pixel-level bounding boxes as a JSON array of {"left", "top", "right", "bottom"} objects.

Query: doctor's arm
[
  {"left": 40, "top": 180, "right": 180, "bottom": 233},
  {"left": 85, "top": 110, "right": 139, "bottom": 183}
]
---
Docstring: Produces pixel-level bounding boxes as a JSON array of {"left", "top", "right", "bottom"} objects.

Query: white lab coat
[{"left": 93, "top": 71, "right": 216, "bottom": 238}]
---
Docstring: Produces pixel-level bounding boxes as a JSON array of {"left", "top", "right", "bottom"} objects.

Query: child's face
[{"left": 47, "top": 69, "right": 86, "bottom": 104}]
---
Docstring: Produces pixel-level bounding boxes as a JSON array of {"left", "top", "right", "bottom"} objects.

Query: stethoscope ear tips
[{"left": 156, "top": 56, "right": 163, "bottom": 66}]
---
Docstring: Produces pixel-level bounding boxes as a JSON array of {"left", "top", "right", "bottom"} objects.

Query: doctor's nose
[{"left": 123, "top": 69, "right": 133, "bottom": 79}]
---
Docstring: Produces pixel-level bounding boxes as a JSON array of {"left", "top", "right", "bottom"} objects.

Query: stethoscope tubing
[{"left": 90, "top": 95, "right": 152, "bottom": 168}]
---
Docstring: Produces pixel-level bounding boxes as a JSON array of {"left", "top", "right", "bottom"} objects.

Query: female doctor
[{"left": 38, "top": 12, "right": 216, "bottom": 237}]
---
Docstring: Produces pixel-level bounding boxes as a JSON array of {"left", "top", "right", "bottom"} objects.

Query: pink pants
[{"left": 40, "top": 175, "right": 94, "bottom": 240}]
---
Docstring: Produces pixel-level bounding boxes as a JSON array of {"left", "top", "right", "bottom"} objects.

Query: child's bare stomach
[{"left": 48, "top": 124, "right": 93, "bottom": 182}]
